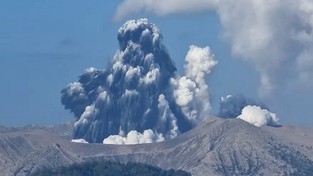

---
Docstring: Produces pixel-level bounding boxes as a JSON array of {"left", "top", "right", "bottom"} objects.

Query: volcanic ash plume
[{"left": 61, "top": 19, "right": 217, "bottom": 143}]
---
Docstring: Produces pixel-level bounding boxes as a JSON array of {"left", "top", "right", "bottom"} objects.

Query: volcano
[{"left": 1, "top": 118, "right": 313, "bottom": 176}]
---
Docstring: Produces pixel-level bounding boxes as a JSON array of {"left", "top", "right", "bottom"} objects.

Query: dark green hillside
[{"left": 32, "top": 160, "right": 191, "bottom": 176}]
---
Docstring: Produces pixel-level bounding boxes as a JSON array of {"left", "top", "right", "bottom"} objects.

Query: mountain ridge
[{"left": 1, "top": 117, "right": 313, "bottom": 176}]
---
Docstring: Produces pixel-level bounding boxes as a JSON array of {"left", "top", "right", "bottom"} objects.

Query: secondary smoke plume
[
  {"left": 237, "top": 105, "right": 281, "bottom": 127},
  {"left": 218, "top": 95, "right": 281, "bottom": 128},
  {"left": 218, "top": 94, "right": 267, "bottom": 119},
  {"left": 61, "top": 19, "right": 216, "bottom": 143},
  {"left": 171, "top": 45, "right": 217, "bottom": 122}
]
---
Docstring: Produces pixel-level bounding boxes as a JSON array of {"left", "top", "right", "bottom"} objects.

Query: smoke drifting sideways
[
  {"left": 61, "top": 19, "right": 217, "bottom": 144},
  {"left": 115, "top": 0, "right": 313, "bottom": 97},
  {"left": 218, "top": 94, "right": 281, "bottom": 127}
]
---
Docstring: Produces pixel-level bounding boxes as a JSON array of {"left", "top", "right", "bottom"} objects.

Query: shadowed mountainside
[{"left": 32, "top": 160, "right": 191, "bottom": 176}]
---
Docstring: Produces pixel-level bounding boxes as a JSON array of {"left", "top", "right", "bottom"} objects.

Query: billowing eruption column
[{"left": 61, "top": 19, "right": 217, "bottom": 143}]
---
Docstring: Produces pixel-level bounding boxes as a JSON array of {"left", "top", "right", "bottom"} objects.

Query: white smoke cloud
[
  {"left": 71, "top": 138, "right": 89, "bottom": 144},
  {"left": 237, "top": 105, "right": 281, "bottom": 127},
  {"left": 171, "top": 46, "right": 217, "bottom": 122},
  {"left": 115, "top": 0, "right": 313, "bottom": 97},
  {"left": 103, "top": 129, "right": 164, "bottom": 145},
  {"left": 185, "top": 46, "right": 217, "bottom": 84},
  {"left": 114, "top": 0, "right": 218, "bottom": 21},
  {"left": 218, "top": 94, "right": 267, "bottom": 119}
]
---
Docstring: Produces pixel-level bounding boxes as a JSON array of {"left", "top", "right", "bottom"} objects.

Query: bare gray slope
[{"left": 1, "top": 118, "right": 313, "bottom": 176}]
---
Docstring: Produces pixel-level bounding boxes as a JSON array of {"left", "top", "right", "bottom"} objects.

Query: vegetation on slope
[{"left": 32, "top": 160, "right": 191, "bottom": 176}]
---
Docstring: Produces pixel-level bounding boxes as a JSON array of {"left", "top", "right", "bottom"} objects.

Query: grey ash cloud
[{"left": 61, "top": 19, "right": 217, "bottom": 143}]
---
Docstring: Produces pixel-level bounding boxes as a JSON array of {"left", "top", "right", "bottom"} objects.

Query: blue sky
[{"left": 0, "top": 0, "right": 312, "bottom": 126}]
